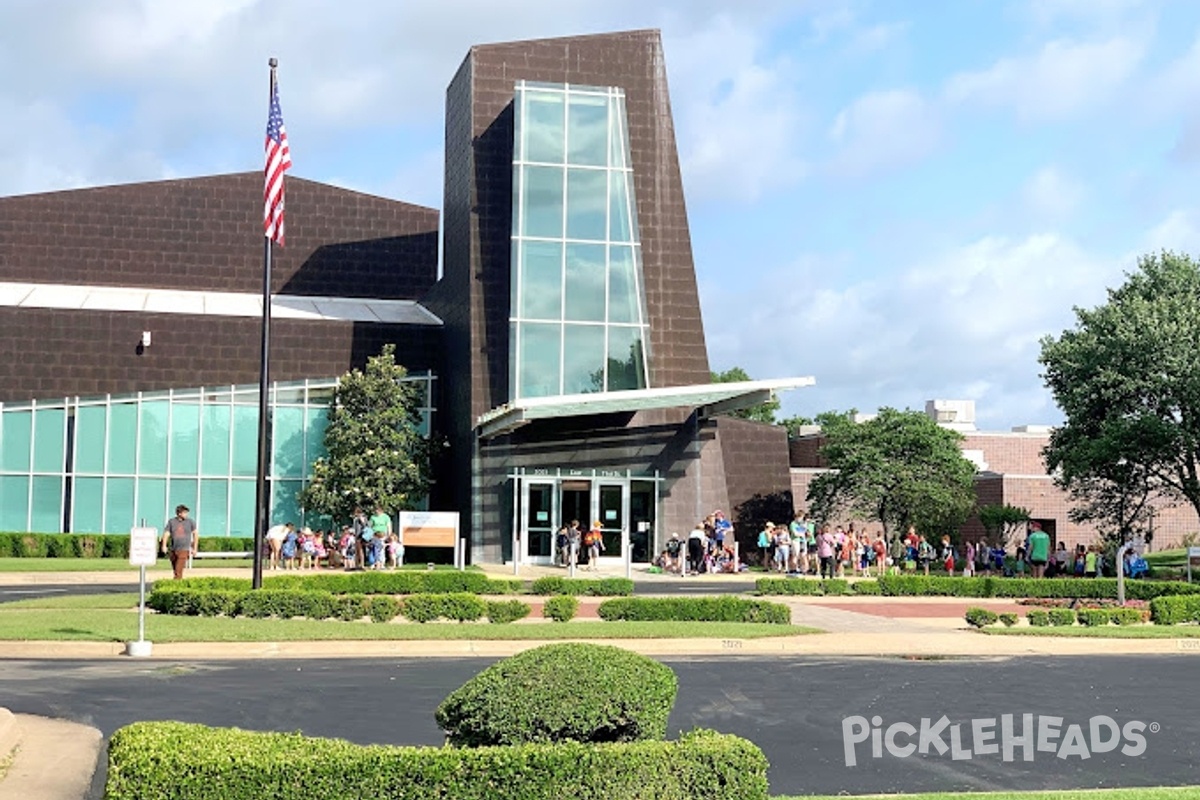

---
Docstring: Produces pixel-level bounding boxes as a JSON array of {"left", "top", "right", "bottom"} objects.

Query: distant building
[{"left": 789, "top": 400, "right": 1195, "bottom": 550}]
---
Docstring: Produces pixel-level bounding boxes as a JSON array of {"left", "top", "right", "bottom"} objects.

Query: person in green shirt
[
  {"left": 1027, "top": 522, "right": 1051, "bottom": 578},
  {"left": 368, "top": 506, "right": 392, "bottom": 571}
]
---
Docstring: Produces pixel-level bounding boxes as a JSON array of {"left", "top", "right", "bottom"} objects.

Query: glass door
[
  {"left": 523, "top": 480, "right": 556, "bottom": 562},
  {"left": 629, "top": 480, "right": 655, "bottom": 563},
  {"left": 597, "top": 483, "right": 625, "bottom": 561}
]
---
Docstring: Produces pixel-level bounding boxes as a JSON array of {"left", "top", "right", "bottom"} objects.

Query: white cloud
[
  {"left": 1022, "top": 166, "right": 1084, "bottom": 219},
  {"left": 702, "top": 232, "right": 1125, "bottom": 428},
  {"left": 1144, "top": 208, "right": 1200, "bottom": 253},
  {"left": 847, "top": 21, "right": 909, "bottom": 54},
  {"left": 943, "top": 36, "right": 1146, "bottom": 122},
  {"left": 825, "top": 89, "right": 940, "bottom": 178}
]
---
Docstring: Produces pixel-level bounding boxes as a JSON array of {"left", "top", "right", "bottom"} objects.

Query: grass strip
[
  {"left": 773, "top": 787, "right": 1200, "bottom": 800},
  {"left": 980, "top": 626, "right": 1200, "bottom": 639}
]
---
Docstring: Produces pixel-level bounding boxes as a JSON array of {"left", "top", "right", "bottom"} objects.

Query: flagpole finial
[{"left": 269, "top": 57, "right": 278, "bottom": 69}]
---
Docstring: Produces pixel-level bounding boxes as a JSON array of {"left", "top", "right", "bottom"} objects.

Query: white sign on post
[
  {"left": 1187, "top": 547, "right": 1200, "bottom": 583},
  {"left": 129, "top": 527, "right": 159, "bottom": 567}
]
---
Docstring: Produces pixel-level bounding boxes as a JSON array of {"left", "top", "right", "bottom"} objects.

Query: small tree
[
  {"left": 298, "top": 344, "right": 432, "bottom": 522},
  {"left": 711, "top": 366, "right": 780, "bottom": 424},
  {"left": 977, "top": 504, "right": 1030, "bottom": 550}
]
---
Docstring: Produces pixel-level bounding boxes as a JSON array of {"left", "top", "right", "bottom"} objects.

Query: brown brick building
[{"left": 0, "top": 30, "right": 810, "bottom": 563}]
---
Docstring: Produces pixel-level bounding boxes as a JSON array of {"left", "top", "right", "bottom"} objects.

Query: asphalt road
[{"left": 0, "top": 655, "right": 1195, "bottom": 798}]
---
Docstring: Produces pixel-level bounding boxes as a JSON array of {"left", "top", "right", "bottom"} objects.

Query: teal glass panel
[
  {"left": 0, "top": 411, "right": 32, "bottom": 472},
  {"left": 106, "top": 403, "right": 138, "bottom": 474},
  {"left": 74, "top": 406, "right": 107, "bottom": 474},
  {"left": 608, "top": 245, "right": 639, "bottom": 324},
  {"left": 72, "top": 477, "right": 105, "bottom": 534},
  {"left": 170, "top": 403, "right": 200, "bottom": 476},
  {"left": 201, "top": 405, "right": 231, "bottom": 476},
  {"left": 418, "top": 411, "right": 431, "bottom": 437},
  {"left": 229, "top": 480, "right": 256, "bottom": 537},
  {"left": 104, "top": 477, "right": 135, "bottom": 534},
  {"left": 519, "top": 241, "right": 563, "bottom": 320},
  {"left": 609, "top": 95, "right": 629, "bottom": 169},
  {"left": 567, "top": 93, "right": 608, "bottom": 166},
  {"left": 31, "top": 476, "right": 63, "bottom": 532},
  {"left": 566, "top": 169, "right": 607, "bottom": 241},
  {"left": 168, "top": 479, "right": 199, "bottom": 527},
  {"left": 609, "top": 171, "right": 633, "bottom": 243},
  {"left": 136, "top": 478, "right": 166, "bottom": 531},
  {"left": 305, "top": 407, "right": 329, "bottom": 469},
  {"left": 33, "top": 409, "right": 66, "bottom": 473},
  {"left": 272, "top": 406, "right": 306, "bottom": 479},
  {"left": 607, "top": 327, "right": 647, "bottom": 391},
  {"left": 564, "top": 244, "right": 606, "bottom": 322},
  {"left": 0, "top": 476, "right": 29, "bottom": 531},
  {"left": 138, "top": 401, "right": 169, "bottom": 475},
  {"left": 522, "top": 166, "right": 564, "bottom": 238},
  {"left": 518, "top": 322, "right": 561, "bottom": 398},
  {"left": 272, "top": 480, "right": 303, "bottom": 528},
  {"left": 563, "top": 325, "right": 606, "bottom": 394},
  {"left": 523, "top": 91, "right": 565, "bottom": 164},
  {"left": 200, "top": 480, "right": 229, "bottom": 538},
  {"left": 231, "top": 406, "right": 259, "bottom": 477}
]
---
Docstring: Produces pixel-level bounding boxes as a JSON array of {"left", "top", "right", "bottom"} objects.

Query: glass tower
[{"left": 509, "top": 81, "right": 651, "bottom": 399}]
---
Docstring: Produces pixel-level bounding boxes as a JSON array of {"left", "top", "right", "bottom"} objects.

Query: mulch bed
[{"left": 813, "top": 601, "right": 1027, "bottom": 619}]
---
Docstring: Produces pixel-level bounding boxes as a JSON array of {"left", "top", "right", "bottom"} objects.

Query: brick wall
[
  {"left": 718, "top": 417, "right": 793, "bottom": 554},
  {"left": 0, "top": 174, "right": 439, "bottom": 300}
]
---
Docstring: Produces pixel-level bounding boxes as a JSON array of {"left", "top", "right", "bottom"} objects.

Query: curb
[
  {"left": 0, "top": 707, "right": 20, "bottom": 764},
  {"left": 0, "top": 707, "right": 103, "bottom": 800}
]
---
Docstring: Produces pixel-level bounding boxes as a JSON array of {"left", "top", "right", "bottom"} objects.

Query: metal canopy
[{"left": 476, "top": 377, "right": 815, "bottom": 439}]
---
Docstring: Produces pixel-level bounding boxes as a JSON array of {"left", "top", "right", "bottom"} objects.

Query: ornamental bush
[
  {"left": 964, "top": 608, "right": 999, "bottom": 628},
  {"left": 105, "top": 722, "right": 768, "bottom": 800},
  {"left": 401, "top": 593, "right": 486, "bottom": 623},
  {"left": 1048, "top": 608, "right": 1076, "bottom": 626},
  {"left": 1109, "top": 607, "right": 1147, "bottom": 625},
  {"left": 542, "top": 595, "right": 578, "bottom": 622},
  {"left": 755, "top": 578, "right": 849, "bottom": 596},
  {"left": 1076, "top": 608, "right": 1111, "bottom": 627},
  {"left": 485, "top": 600, "right": 531, "bottom": 624},
  {"left": 597, "top": 597, "right": 790, "bottom": 624},
  {"left": 999, "top": 612, "right": 1019, "bottom": 627},
  {"left": 1026, "top": 610, "right": 1050, "bottom": 627},
  {"left": 1150, "top": 594, "right": 1200, "bottom": 625},
  {"left": 529, "top": 577, "right": 634, "bottom": 596},
  {"left": 434, "top": 643, "right": 678, "bottom": 747},
  {"left": 165, "top": 572, "right": 521, "bottom": 596},
  {"left": 877, "top": 575, "right": 1200, "bottom": 600},
  {"left": 851, "top": 580, "right": 882, "bottom": 595}
]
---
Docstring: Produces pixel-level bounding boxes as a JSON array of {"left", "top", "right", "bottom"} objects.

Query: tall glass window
[
  {"left": 509, "top": 81, "right": 652, "bottom": 399},
  {"left": 0, "top": 375, "right": 436, "bottom": 535}
]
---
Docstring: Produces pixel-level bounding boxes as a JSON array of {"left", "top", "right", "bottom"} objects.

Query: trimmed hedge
[
  {"left": 851, "top": 580, "right": 881, "bottom": 595},
  {"left": 1076, "top": 608, "right": 1110, "bottom": 627},
  {"left": 597, "top": 597, "right": 791, "bottom": 625},
  {"left": 435, "top": 643, "right": 678, "bottom": 747},
  {"left": 529, "top": 576, "right": 634, "bottom": 596},
  {"left": 0, "top": 532, "right": 256, "bottom": 558},
  {"left": 1027, "top": 610, "right": 1050, "bottom": 627},
  {"left": 877, "top": 575, "right": 1200, "bottom": 600},
  {"left": 485, "top": 599, "right": 531, "bottom": 624},
  {"left": 965, "top": 608, "right": 998, "bottom": 628},
  {"left": 105, "top": 722, "right": 768, "bottom": 800},
  {"left": 755, "top": 578, "right": 851, "bottom": 596},
  {"left": 402, "top": 593, "right": 487, "bottom": 623},
  {"left": 999, "top": 612, "right": 1018, "bottom": 627},
  {"left": 162, "top": 572, "right": 522, "bottom": 595},
  {"left": 542, "top": 595, "right": 578, "bottom": 622},
  {"left": 1048, "top": 608, "right": 1076, "bottom": 626},
  {"left": 1150, "top": 595, "right": 1200, "bottom": 625}
]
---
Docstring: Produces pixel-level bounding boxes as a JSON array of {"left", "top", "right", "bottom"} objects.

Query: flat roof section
[
  {"left": 0, "top": 281, "right": 443, "bottom": 326},
  {"left": 476, "top": 377, "right": 815, "bottom": 438}
]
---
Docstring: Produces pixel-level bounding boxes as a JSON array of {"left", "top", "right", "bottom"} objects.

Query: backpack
[{"left": 666, "top": 539, "right": 681, "bottom": 556}]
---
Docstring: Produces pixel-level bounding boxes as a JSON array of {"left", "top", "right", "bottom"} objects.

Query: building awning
[{"left": 476, "top": 377, "right": 815, "bottom": 439}]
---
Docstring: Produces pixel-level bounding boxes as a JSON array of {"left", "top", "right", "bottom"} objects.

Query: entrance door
[
  {"left": 629, "top": 480, "right": 655, "bottom": 563},
  {"left": 597, "top": 483, "right": 625, "bottom": 562},
  {"left": 523, "top": 480, "right": 556, "bottom": 563}
]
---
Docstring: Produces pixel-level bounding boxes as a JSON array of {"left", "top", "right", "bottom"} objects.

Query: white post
[
  {"left": 1117, "top": 543, "right": 1132, "bottom": 606},
  {"left": 138, "top": 564, "right": 146, "bottom": 643},
  {"left": 624, "top": 529, "right": 632, "bottom": 580},
  {"left": 733, "top": 542, "right": 740, "bottom": 573},
  {"left": 512, "top": 526, "right": 519, "bottom": 576}
]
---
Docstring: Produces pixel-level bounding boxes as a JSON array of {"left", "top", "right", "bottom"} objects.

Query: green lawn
[
  {"left": 1144, "top": 548, "right": 1187, "bottom": 567},
  {"left": 981, "top": 626, "right": 1200, "bottom": 638},
  {"left": 0, "top": 557, "right": 252, "bottom": 572},
  {"left": 0, "top": 594, "right": 820, "bottom": 642},
  {"left": 773, "top": 789, "right": 1199, "bottom": 800}
]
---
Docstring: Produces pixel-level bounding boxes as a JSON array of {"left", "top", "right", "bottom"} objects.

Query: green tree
[
  {"left": 977, "top": 504, "right": 1031, "bottom": 550},
  {"left": 710, "top": 366, "right": 779, "bottom": 424},
  {"left": 1040, "top": 251, "right": 1200, "bottom": 533},
  {"left": 806, "top": 408, "right": 977, "bottom": 540},
  {"left": 298, "top": 344, "right": 432, "bottom": 522},
  {"left": 778, "top": 414, "right": 815, "bottom": 439}
]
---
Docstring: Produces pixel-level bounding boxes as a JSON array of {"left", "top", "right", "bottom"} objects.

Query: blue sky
[{"left": 5, "top": 0, "right": 1200, "bottom": 430}]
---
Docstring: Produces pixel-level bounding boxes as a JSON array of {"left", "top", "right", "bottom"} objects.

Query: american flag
[{"left": 264, "top": 77, "right": 292, "bottom": 245}]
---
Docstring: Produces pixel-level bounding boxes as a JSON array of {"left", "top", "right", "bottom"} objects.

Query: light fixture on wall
[{"left": 141, "top": 331, "right": 152, "bottom": 348}]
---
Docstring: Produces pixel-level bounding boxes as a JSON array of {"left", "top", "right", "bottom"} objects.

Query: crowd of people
[
  {"left": 262, "top": 505, "right": 405, "bottom": 571},
  {"left": 651, "top": 510, "right": 749, "bottom": 574},
  {"left": 553, "top": 520, "right": 608, "bottom": 569}
]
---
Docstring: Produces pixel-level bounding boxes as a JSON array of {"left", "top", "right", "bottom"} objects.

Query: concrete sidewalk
[{"left": 0, "top": 707, "right": 102, "bottom": 800}]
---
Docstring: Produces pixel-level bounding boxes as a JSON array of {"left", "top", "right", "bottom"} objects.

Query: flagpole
[{"left": 251, "top": 57, "right": 279, "bottom": 591}]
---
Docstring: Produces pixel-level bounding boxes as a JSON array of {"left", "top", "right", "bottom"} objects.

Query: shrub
[
  {"left": 105, "top": 722, "right": 768, "bottom": 800},
  {"left": 1150, "top": 595, "right": 1200, "bottom": 625},
  {"left": 755, "top": 578, "right": 849, "bottom": 596},
  {"left": 334, "top": 595, "right": 368, "bottom": 622},
  {"left": 1077, "top": 608, "right": 1111, "bottom": 627},
  {"left": 1027, "top": 610, "right": 1050, "bottom": 627},
  {"left": 1048, "top": 608, "right": 1076, "bottom": 626},
  {"left": 17, "top": 534, "right": 48, "bottom": 558},
  {"left": 964, "top": 608, "right": 999, "bottom": 628},
  {"left": 401, "top": 593, "right": 485, "bottom": 623},
  {"left": 999, "top": 612, "right": 1018, "bottom": 627},
  {"left": 435, "top": 643, "right": 678, "bottom": 747},
  {"left": 485, "top": 599, "right": 531, "bottom": 624},
  {"left": 365, "top": 596, "right": 402, "bottom": 623},
  {"left": 529, "top": 576, "right": 634, "bottom": 596},
  {"left": 542, "top": 595, "right": 578, "bottom": 622},
  {"left": 877, "top": 575, "right": 1200, "bottom": 600},
  {"left": 597, "top": 597, "right": 790, "bottom": 625},
  {"left": 1110, "top": 607, "right": 1146, "bottom": 626},
  {"left": 194, "top": 590, "right": 240, "bottom": 617},
  {"left": 852, "top": 580, "right": 882, "bottom": 595}
]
